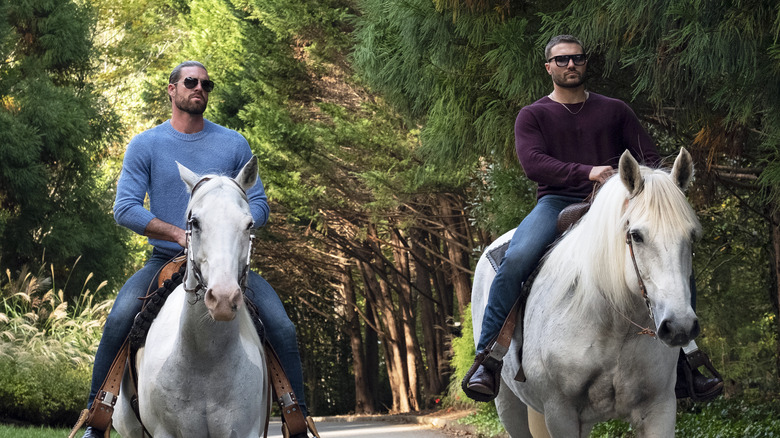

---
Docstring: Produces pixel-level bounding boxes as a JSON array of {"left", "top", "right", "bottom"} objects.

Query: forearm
[{"left": 144, "top": 218, "right": 186, "bottom": 248}]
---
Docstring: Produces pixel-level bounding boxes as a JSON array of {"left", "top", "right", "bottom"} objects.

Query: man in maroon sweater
[{"left": 464, "top": 35, "right": 723, "bottom": 402}]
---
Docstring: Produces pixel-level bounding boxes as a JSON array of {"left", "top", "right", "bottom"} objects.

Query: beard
[
  {"left": 174, "top": 93, "right": 207, "bottom": 115},
  {"left": 552, "top": 70, "right": 586, "bottom": 88}
]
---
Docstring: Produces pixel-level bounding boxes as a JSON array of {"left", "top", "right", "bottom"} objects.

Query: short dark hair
[
  {"left": 169, "top": 60, "right": 207, "bottom": 84},
  {"left": 544, "top": 35, "right": 585, "bottom": 60}
]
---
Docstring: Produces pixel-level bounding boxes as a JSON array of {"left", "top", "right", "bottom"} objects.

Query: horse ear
[
  {"left": 671, "top": 148, "right": 694, "bottom": 192},
  {"left": 177, "top": 161, "right": 200, "bottom": 193},
  {"left": 619, "top": 150, "right": 644, "bottom": 198},
  {"left": 236, "top": 156, "right": 258, "bottom": 192}
]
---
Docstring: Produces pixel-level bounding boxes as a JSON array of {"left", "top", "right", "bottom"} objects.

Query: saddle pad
[{"left": 485, "top": 241, "right": 510, "bottom": 273}]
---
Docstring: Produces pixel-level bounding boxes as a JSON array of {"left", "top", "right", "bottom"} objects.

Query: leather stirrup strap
[
  {"left": 488, "top": 295, "right": 521, "bottom": 361},
  {"left": 265, "top": 341, "right": 318, "bottom": 437},
  {"left": 69, "top": 340, "right": 131, "bottom": 437}
]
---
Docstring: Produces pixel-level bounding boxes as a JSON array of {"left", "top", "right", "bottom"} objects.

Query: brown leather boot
[
  {"left": 468, "top": 364, "right": 497, "bottom": 396},
  {"left": 462, "top": 349, "right": 502, "bottom": 402},
  {"left": 675, "top": 349, "right": 724, "bottom": 401}
]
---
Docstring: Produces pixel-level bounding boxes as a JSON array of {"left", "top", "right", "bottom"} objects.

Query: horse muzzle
[
  {"left": 656, "top": 315, "right": 700, "bottom": 347},
  {"left": 204, "top": 285, "right": 243, "bottom": 321}
]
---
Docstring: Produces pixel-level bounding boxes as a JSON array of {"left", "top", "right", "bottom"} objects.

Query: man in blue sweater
[{"left": 82, "top": 61, "right": 312, "bottom": 438}]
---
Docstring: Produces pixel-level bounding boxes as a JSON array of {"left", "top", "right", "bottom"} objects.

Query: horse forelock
[{"left": 543, "top": 165, "right": 700, "bottom": 319}]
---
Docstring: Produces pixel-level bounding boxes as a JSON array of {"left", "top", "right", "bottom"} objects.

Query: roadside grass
[
  {"left": 458, "top": 398, "right": 780, "bottom": 437},
  {"left": 0, "top": 424, "right": 73, "bottom": 438}
]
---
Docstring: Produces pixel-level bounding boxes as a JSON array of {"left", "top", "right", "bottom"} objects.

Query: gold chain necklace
[{"left": 549, "top": 92, "right": 588, "bottom": 115}]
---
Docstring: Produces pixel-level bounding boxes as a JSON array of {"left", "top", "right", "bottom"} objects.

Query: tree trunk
[
  {"left": 438, "top": 195, "right": 473, "bottom": 314},
  {"left": 415, "top": 238, "right": 444, "bottom": 397},
  {"left": 339, "top": 265, "right": 375, "bottom": 414},
  {"left": 771, "top": 209, "right": 780, "bottom": 382},
  {"left": 364, "top": 292, "right": 380, "bottom": 409},
  {"left": 391, "top": 228, "right": 421, "bottom": 411},
  {"left": 358, "top": 236, "right": 411, "bottom": 412}
]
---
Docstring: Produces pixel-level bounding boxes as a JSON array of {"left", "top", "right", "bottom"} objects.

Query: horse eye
[
  {"left": 189, "top": 218, "right": 200, "bottom": 230},
  {"left": 630, "top": 231, "right": 643, "bottom": 243}
]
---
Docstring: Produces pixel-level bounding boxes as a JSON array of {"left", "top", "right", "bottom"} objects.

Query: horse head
[
  {"left": 177, "top": 156, "right": 258, "bottom": 322},
  {"left": 618, "top": 148, "right": 701, "bottom": 346}
]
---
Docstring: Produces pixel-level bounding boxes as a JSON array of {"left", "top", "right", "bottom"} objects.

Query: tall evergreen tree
[{"left": 0, "top": 0, "right": 127, "bottom": 298}]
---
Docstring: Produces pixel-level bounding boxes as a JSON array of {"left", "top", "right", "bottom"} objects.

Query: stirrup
[
  {"left": 676, "top": 349, "right": 723, "bottom": 402},
  {"left": 461, "top": 348, "right": 502, "bottom": 402},
  {"left": 281, "top": 416, "right": 321, "bottom": 438}
]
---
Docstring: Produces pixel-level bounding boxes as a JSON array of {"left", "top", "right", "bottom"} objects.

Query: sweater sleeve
[{"left": 113, "top": 137, "right": 156, "bottom": 235}]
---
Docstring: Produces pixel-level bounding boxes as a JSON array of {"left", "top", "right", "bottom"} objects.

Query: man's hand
[
  {"left": 144, "top": 218, "right": 187, "bottom": 248},
  {"left": 589, "top": 165, "right": 615, "bottom": 184}
]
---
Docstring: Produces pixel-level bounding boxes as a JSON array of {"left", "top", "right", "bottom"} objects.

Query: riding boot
[
  {"left": 675, "top": 348, "right": 724, "bottom": 401},
  {"left": 462, "top": 347, "right": 504, "bottom": 402}
]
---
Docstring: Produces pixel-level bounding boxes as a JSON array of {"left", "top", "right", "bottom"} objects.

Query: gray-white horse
[
  {"left": 472, "top": 149, "right": 700, "bottom": 437},
  {"left": 114, "top": 157, "right": 269, "bottom": 438}
]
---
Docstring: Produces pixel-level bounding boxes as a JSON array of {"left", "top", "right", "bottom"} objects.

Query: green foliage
[
  {"left": 675, "top": 399, "right": 780, "bottom": 437},
  {"left": 693, "top": 196, "right": 779, "bottom": 396},
  {"left": 447, "top": 303, "right": 475, "bottom": 406},
  {"left": 468, "top": 161, "right": 536, "bottom": 237},
  {"left": 0, "top": 265, "right": 110, "bottom": 425},
  {"left": 0, "top": 359, "right": 90, "bottom": 426},
  {"left": 0, "top": 0, "right": 129, "bottom": 299},
  {"left": 459, "top": 402, "right": 505, "bottom": 437}
]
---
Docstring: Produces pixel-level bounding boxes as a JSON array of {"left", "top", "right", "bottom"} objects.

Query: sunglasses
[
  {"left": 174, "top": 77, "right": 215, "bottom": 92},
  {"left": 547, "top": 54, "right": 588, "bottom": 67}
]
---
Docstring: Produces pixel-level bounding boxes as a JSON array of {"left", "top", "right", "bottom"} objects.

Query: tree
[{"left": 0, "top": 0, "right": 128, "bottom": 298}]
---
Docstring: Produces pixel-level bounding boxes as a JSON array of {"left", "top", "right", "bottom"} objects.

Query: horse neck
[{"left": 177, "top": 295, "right": 244, "bottom": 359}]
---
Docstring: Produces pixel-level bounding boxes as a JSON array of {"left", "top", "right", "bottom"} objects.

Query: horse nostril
[
  {"left": 657, "top": 320, "right": 672, "bottom": 339},
  {"left": 690, "top": 319, "right": 701, "bottom": 339}
]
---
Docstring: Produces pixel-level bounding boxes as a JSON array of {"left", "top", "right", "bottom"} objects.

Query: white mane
[{"left": 541, "top": 165, "right": 702, "bottom": 319}]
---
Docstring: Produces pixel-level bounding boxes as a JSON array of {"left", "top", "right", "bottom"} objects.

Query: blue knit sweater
[{"left": 114, "top": 119, "right": 269, "bottom": 257}]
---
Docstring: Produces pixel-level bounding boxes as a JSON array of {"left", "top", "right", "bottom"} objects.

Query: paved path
[{"left": 266, "top": 418, "right": 464, "bottom": 437}]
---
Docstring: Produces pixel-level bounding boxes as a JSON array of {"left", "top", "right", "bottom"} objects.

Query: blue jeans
[
  {"left": 477, "top": 195, "right": 582, "bottom": 351},
  {"left": 87, "top": 250, "right": 308, "bottom": 416}
]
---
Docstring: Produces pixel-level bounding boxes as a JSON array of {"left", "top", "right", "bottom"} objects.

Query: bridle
[
  {"left": 625, "top": 229, "right": 656, "bottom": 337},
  {"left": 183, "top": 176, "right": 255, "bottom": 297}
]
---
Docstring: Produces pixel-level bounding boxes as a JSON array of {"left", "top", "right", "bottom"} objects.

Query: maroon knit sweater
[{"left": 515, "top": 92, "right": 661, "bottom": 200}]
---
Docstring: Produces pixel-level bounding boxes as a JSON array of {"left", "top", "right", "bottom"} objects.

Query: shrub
[{"left": 0, "top": 264, "right": 111, "bottom": 425}]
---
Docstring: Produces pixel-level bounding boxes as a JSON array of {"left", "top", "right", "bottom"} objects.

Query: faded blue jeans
[
  {"left": 87, "top": 249, "right": 308, "bottom": 416},
  {"left": 477, "top": 194, "right": 582, "bottom": 351}
]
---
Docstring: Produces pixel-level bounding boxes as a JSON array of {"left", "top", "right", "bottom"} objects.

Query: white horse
[
  {"left": 472, "top": 149, "right": 701, "bottom": 437},
  {"left": 114, "top": 157, "right": 269, "bottom": 438}
]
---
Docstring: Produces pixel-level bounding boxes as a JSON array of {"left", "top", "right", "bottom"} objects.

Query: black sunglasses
[
  {"left": 547, "top": 54, "right": 588, "bottom": 67},
  {"left": 174, "top": 77, "right": 215, "bottom": 92}
]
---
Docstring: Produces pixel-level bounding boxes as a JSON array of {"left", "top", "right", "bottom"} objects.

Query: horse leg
[
  {"left": 527, "top": 407, "right": 551, "bottom": 438},
  {"left": 542, "top": 404, "right": 587, "bottom": 438},
  {"left": 494, "top": 377, "right": 532, "bottom": 438},
  {"left": 630, "top": 400, "right": 676, "bottom": 438}
]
